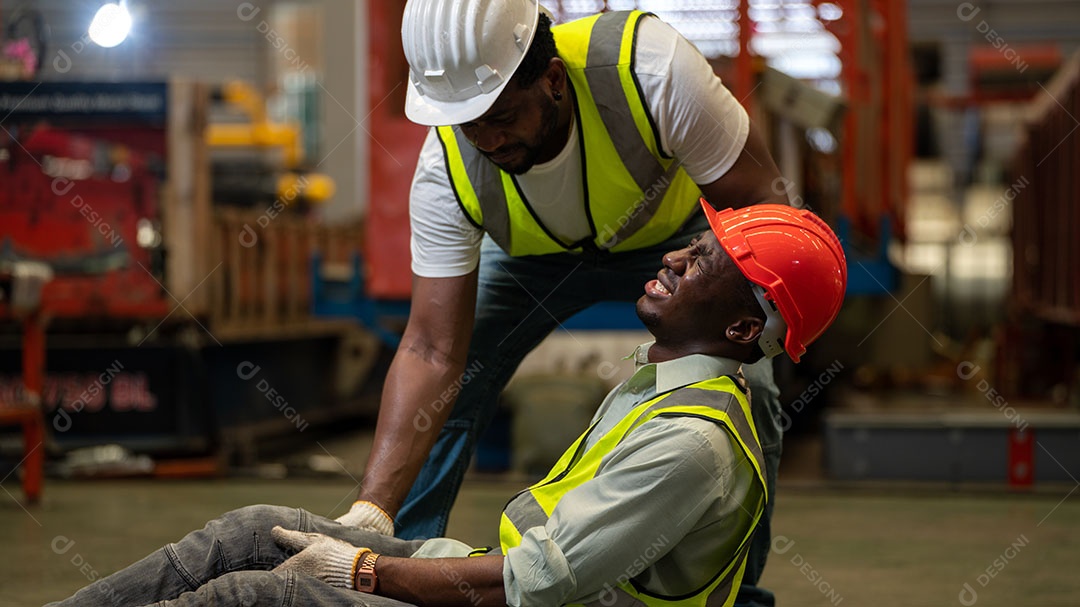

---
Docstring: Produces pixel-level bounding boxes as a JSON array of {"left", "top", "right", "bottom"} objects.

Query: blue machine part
[
  {"left": 838, "top": 214, "right": 899, "bottom": 296},
  {"left": 311, "top": 253, "right": 410, "bottom": 348},
  {"left": 311, "top": 254, "right": 648, "bottom": 347},
  {"left": 561, "top": 302, "right": 644, "bottom": 331}
]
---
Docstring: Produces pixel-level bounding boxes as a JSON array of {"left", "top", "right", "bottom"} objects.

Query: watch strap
[{"left": 355, "top": 551, "right": 381, "bottom": 593}]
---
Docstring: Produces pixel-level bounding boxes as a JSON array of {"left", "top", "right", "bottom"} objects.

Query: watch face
[{"left": 356, "top": 552, "right": 379, "bottom": 593}]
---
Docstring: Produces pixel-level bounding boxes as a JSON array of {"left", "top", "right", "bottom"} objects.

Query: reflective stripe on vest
[
  {"left": 436, "top": 10, "right": 703, "bottom": 256},
  {"left": 499, "top": 376, "right": 767, "bottom": 607}
]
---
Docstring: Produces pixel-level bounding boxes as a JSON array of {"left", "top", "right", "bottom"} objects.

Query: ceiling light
[{"left": 88, "top": 2, "right": 132, "bottom": 48}]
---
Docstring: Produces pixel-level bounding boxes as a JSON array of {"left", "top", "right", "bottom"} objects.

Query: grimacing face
[{"left": 637, "top": 230, "right": 759, "bottom": 350}]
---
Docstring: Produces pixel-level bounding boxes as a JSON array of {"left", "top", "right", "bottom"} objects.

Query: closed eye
[
  {"left": 693, "top": 243, "right": 713, "bottom": 275},
  {"left": 486, "top": 113, "right": 514, "bottom": 127},
  {"left": 462, "top": 111, "right": 514, "bottom": 131}
]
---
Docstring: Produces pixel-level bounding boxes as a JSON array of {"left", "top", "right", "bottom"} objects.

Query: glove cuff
[
  {"left": 352, "top": 500, "right": 395, "bottom": 535},
  {"left": 324, "top": 546, "right": 370, "bottom": 589}
]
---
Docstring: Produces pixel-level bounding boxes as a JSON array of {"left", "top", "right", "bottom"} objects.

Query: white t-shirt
[{"left": 409, "top": 16, "right": 750, "bottom": 278}]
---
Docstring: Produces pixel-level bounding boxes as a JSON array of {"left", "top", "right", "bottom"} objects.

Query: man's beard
[{"left": 485, "top": 95, "right": 560, "bottom": 175}]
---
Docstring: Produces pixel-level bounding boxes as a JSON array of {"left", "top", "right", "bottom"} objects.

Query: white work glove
[
  {"left": 334, "top": 500, "right": 395, "bottom": 536},
  {"left": 271, "top": 526, "right": 368, "bottom": 589}
]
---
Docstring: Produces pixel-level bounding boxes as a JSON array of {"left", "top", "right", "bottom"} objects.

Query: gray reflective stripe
[
  {"left": 451, "top": 126, "right": 513, "bottom": 250},
  {"left": 502, "top": 389, "right": 734, "bottom": 537},
  {"left": 703, "top": 541, "right": 752, "bottom": 607},
  {"left": 503, "top": 490, "right": 549, "bottom": 536},
  {"left": 617, "top": 385, "right": 764, "bottom": 475},
  {"left": 580, "top": 542, "right": 745, "bottom": 607},
  {"left": 583, "top": 586, "right": 648, "bottom": 607},
  {"left": 585, "top": 12, "right": 677, "bottom": 249},
  {"left": 656, "top": 386, "right": 767, "bottom": 478},
  {"left": 503, "top": 382, "right": 763, "bottom": 544}
]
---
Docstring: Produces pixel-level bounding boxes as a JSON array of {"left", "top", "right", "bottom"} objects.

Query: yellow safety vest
[
  {"left": 499, "top": 376, "right": 767, "bottom": 607},
  {"left": 436, "top": 11, "right": 704, "bottom": 256}
]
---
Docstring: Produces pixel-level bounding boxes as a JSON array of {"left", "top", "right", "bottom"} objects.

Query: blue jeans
[
  {"left": 396, "top": 212, "right": 782, "bottom": 606},
  {"left": 46, "top": 505, "right": 426, "bottom": 607}
]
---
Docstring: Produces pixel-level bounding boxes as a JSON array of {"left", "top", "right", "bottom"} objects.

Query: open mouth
[
  {"left": 645, "top": 279, "right": 671, "bottom": 297},
  {"left": 645, "top": 271, "right": 676, "bottom": 298}
]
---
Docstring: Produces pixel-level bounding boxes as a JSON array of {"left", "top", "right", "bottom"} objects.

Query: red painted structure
[
  {"left": 0, "top": 125, "right": 169, "bottom": 319},
  {"left": 363, "top": 0, "right": 425, "bottom": 300},
  {"left": 0, "top": 304, "right": 46, "bottom": 503}
]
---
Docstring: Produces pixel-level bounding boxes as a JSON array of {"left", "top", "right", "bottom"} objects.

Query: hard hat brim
[
  {"left": 404, "top": 77, "right": 509, "bottom": 127},
  {"left": 700, "top": 199, "right": 848, "bottom": 365},
  {"left": 700, "top": 199, "right": 803, "bottom": 362},
  {"left": 402, "top": 1, "right": 552, "bottom": 127}
]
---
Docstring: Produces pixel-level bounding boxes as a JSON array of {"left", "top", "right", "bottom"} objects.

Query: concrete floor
[{"left": 4, "top": 431, "right": 1079, "bottom": 607}]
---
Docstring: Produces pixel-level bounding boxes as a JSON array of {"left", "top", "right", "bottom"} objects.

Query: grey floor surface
[{"left": 4, "top": 471, "right": 1078, "bottom": 606}]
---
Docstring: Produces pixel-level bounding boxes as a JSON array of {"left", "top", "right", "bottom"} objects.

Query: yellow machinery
[{"left": 206, "top": 81, "right": 335, "bottom": 206}]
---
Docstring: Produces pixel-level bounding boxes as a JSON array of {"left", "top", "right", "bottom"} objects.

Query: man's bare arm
[
  {"left": 356, "top": 270, "right": 479, "bottom": 516},
  {"left": 375, "top": 554, "right": 506, "bottom": 607},
  {"left": 699, "top": 120, "right": 789, "bottom": 209}
]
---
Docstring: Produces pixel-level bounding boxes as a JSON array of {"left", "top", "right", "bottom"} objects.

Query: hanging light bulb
[{"left": 88, "top": 2, "right": 132, "bottom": 48}]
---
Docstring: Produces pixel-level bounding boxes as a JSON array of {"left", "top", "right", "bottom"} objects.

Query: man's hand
[
  {"left": 334, "top": 500, "right": 395, "bottom": 536},
  {"left": 271, "top": 526, "right": 368, "bottom": 589}
]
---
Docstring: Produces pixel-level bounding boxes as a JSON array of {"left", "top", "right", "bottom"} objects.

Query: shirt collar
[{"left": 631, "top": 342, "right": 744, "bottom": 393}]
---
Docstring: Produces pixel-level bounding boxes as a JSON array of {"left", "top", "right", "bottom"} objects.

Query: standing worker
[{"left": 338, "top": 2, "right": 790, "bottom": 605}]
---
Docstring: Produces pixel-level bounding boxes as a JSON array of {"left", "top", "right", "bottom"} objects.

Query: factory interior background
[{"left": 1, "top": 0, "right": 1079, "bottom": 605}]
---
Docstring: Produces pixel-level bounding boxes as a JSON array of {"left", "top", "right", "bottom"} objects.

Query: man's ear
[
  {"left": 726, "top": 317, "right": 764, "bottom": 345},
  {"left": 543, "top": 57, "right": 566, "bottom": 97}
]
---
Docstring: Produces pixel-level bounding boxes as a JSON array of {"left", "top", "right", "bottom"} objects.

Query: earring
[{"left": 553, "top": 90, "right": 562, "bottom": 102}]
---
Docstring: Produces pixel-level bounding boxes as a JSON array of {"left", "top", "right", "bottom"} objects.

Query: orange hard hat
[{"left": 701, "top": 200, "right": 847, "bottom": 363}]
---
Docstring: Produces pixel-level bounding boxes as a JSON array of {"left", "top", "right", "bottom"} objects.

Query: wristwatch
[{"left": 355, "top": 551, "right": 380, "bottom": 593}]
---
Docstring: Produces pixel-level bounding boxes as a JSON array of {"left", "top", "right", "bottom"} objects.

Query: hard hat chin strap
[{"left": 752, "top": 284, "right": 787, "bottom": 359}]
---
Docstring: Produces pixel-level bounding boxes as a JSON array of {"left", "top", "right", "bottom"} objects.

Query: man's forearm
[
  {"left": 374, "top": 555, "right": 506, "bottom": 607},
  {"left": 358, "top": 342, "right": 469, "bottom": 515},
  {"left": 354, "top": 271, "right": 479, "bottom": 519},
  {"left": 700, "top": 120, "right": 788, "bottom": 209}
]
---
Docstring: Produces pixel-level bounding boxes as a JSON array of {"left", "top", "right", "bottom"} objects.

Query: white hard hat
[{"left": 402, "top": 0, "right": 542, "bottom": 126}]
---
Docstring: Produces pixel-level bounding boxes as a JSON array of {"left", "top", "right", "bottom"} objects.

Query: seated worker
[{"left": 48, "top": 202, "right": 846, "bottom": 607}]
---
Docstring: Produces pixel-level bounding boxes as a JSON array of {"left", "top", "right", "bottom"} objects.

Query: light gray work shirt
[{"left": 414, "top": 343, "right": 764, "bottom": 607}]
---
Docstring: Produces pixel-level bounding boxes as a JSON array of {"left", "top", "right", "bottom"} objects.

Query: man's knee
[
  {"left": 214, "top": 505, "right": 301, "bottom": 535},
  {"left": 196, "top": 570, "right": 283, "bottom": 606}
]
